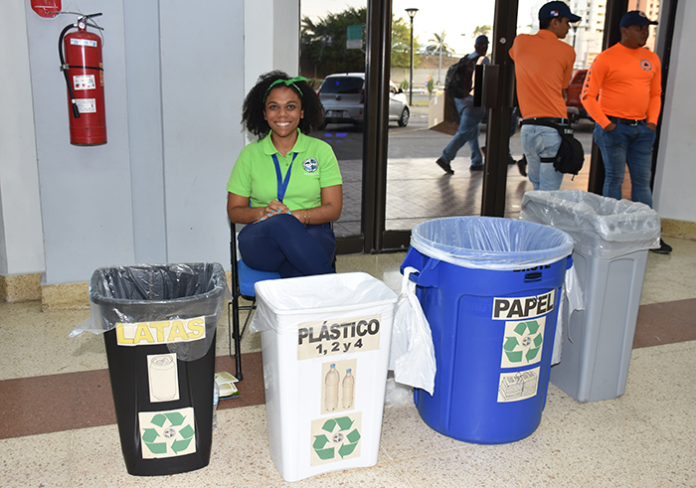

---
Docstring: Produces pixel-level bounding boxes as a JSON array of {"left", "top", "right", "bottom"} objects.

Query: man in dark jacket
[{"left": 435, "top": 35, "right": 489, "bottom": 174}]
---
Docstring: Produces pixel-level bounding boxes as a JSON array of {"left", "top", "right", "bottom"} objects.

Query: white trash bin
[
  {"left": 249, "top": 272, "right": 398, "bottom": 482},
  {"left": 521, "top": 190, "right": 661, "bottom": 403}
]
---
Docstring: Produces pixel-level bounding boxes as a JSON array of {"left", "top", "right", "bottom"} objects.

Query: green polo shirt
[{"left": 227, "top": 131, "right": 342, "bottom": 211}]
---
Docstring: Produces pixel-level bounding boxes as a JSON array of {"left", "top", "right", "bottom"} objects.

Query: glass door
[
  {"left": 300, "top": 1, "right": 369, "bottom": 253},
  {"left": 385, "top": 1, "right": 498, "bottom": 239}
]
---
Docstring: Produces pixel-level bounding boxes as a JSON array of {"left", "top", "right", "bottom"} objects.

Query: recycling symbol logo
[
  {"left": 138, "top": 407, "right": 196, "bottom": 459},
  {"left": 501, "top": 318, "right": 545, "bottom": 368},
  {"left": 311, "top": 415, "right": 361, "bottom": 464}
]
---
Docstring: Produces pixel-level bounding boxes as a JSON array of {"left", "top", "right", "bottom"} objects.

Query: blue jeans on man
[
  {"left": 520, "top": 124, "right": 564, "bottom": 191},
  {"left": 438, "top": 96, "right": 484, "bottom": 171},
  {"left": 593, "top": 121, "right": 656, "bottom": 208}
]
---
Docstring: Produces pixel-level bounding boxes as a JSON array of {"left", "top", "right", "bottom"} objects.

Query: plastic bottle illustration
[
  {"left": 325, "top": 364, "right": 339, "bottom": 411},
  {"left": 342, "top": 368, "right": 355, "bottom": 409}
]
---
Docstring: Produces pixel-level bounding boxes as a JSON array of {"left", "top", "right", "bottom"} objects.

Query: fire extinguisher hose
[{"left": 59, "top": 24, "right": 81, "bottom": 119}]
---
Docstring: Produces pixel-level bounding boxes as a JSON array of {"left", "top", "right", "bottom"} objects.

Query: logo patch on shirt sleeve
[{"left": 303, "top": 158, "right": 319, "bottom": 173}]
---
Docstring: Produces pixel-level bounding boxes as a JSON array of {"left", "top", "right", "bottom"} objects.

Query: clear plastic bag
[
  {"left": 410, "top": 216, "right": 574, "bottom": 270},
  {"left": 249, "top": 272, "right": 397, "bottom": 334},
  {"left": 388, "top": 267, "right": 436, "bottom": 395},
  {"left": 71, "top": 262, "right": 230, "bottom": 362},
  {"left": 521, "top": 190, "right": 661, "bottom": 259}
]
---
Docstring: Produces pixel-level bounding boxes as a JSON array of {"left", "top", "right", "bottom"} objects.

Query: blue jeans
[
  {"left": 521, "top": 124, "right": 564, "bottom": 191},
  {"left": 238, "top": 214, "right": 335, "bottom": 278},
  {"left": 593, "top": 122, "right": 656, "bottom": 207},
  {"left": 441, "top": 97, "right": 484, "bottom": 167}
]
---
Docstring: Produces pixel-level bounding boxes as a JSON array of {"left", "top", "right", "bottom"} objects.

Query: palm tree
[
  {"left": 472, "top": 25, "right": 492, "bottom": 38},
  {"left": 427, "top": 31, "right": 451, "bottom": 84}
]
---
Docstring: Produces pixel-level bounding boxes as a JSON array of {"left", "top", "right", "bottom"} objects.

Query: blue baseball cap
[
  {"left": 620, "top": 10, "right": 658, "bottom": 28},
  {"left": 539, "top": 1, "right": 581, "bottom": 23}
]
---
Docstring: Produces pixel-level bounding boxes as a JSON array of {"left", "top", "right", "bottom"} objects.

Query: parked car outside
[
  {"left": 566, "top": 69, "right": 589, "bottom": 123},
  {"left": 317, "top": 73, "right": 410, "bottom": 129}
]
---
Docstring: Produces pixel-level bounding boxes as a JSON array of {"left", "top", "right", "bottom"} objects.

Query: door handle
[{"left": 480, "top": 64, "right": 500, "bottom": 110}]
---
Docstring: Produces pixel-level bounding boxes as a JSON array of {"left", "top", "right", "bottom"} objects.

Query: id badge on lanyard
[{"left": 272, "top": 153, "right": 298, "bottom": 203}]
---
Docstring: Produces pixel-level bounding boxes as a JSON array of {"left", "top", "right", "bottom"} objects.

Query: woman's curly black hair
[{"left": 242, "top": 70, "right": 324, "bottom": 139}]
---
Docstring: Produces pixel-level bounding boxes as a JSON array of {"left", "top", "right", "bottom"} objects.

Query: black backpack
[
  {"left": 444, "top": 54, "right": 480, "bottom": 99},
  {"left": 520, "top": 120, "right": 585, "bottom": 176}
]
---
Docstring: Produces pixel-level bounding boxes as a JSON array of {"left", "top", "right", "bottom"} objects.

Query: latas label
[
  {"left": 116, "top": 316, "right": 206, "bottom": 346},
  {"left": 297, "top": 315, "right": 381, "bottom": 360}
]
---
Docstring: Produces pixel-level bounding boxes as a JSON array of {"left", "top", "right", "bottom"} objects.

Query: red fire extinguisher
[{"left": 59, "top": 14, "right": 106, "bottom": 146}]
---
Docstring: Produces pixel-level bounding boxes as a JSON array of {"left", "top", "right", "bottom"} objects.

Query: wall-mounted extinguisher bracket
[
  {"left": 31, "top": 0, "right": 62, "bottom": 18},
  {"left": 58, "top": 13, "right": 107, "bottom": 146}
]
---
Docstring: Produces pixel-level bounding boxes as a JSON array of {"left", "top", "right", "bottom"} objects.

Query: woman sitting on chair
[{"left": 227, "top": 71, "right": 342, "bottom": 278}]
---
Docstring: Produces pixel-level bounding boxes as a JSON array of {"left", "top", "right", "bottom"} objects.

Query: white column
[{"left": 0, "top": 2, "right": 45, "bottom": 276}]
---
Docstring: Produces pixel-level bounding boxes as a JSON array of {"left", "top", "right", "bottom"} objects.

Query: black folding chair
[{"left": 227, "top": 223, "right": 280, "bottom": 380}]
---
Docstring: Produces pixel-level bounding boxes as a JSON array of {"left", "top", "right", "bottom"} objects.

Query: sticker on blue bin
[
  {"left": 500, "top": 317, "right": 546, "bottom": 368},
  {"left": 138, "top": 407, "right": 196, "bottom": 458},
  {"left": 492, "top": 290, "right": 555, "bottom": 320},
  {"left": 498, "top": 367, "right": 540, "bottom": 402}
]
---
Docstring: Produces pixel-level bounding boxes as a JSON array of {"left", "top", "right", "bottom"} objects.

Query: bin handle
[
  {"left": 403, "top": 266, "right": 421, "bottom": 287},
  {"left": 566, "top": 255, "right": 574, "bottom": 270}
]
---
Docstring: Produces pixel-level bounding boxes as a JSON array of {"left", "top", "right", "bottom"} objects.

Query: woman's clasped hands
[{"left": 258, "top": 199, "right": 293, "bottom": 222}]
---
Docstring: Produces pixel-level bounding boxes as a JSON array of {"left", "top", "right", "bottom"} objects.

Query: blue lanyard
[{"left": 271, "top": 153, "right": 297, "bottom": 203}]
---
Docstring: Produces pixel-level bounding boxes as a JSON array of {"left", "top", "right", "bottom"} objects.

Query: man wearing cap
[
  {"left": 581, "top": 11, "right": 671, "bottom": 254},
  {"left": 435, "top": 35, "right": 489, "bottom": 174},
  {"left": 509, "top": 1, "right": 580, "bottom": 190}
]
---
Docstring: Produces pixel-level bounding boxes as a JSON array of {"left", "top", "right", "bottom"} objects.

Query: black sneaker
[
  {"left": 650, "top": 239, "right": 673, "bottom": 254},
  {"left": 517, "top": 155, "right": 527, "bottom": 177},
  {"left": 436, "top": 158, "right": 454, "bottom": 175},
  {"left": 508, "top": 155, "right": 517, "bottom": 166},
  {"left": 470, "top": 164, "right": 484, "bottom": 171}
]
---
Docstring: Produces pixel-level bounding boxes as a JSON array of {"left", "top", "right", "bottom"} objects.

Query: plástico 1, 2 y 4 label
[{"left": 296, "top": 315, "right": 381, "bottom": 360}]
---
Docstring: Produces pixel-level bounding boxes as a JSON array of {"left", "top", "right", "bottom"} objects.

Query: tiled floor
[{"left": 1, "top": 236, "right": 695, "bottom": 486}]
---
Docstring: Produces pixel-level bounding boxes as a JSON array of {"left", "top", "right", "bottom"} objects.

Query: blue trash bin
[{"left": 401, "top": 217, "right": 573, "bottom": 444}]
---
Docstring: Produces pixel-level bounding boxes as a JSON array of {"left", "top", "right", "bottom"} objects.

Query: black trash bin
[{"left": 89, "top": 263, "right": 227, "bottom": 476}]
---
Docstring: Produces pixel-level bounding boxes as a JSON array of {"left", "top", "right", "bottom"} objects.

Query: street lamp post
[{"left": 406, "top": 8, "right": 418, "bottom": 106}]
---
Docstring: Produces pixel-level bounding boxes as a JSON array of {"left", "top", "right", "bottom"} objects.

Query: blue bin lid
[{"left": 411, "top": 217, "right": 574, "bottom": 270}]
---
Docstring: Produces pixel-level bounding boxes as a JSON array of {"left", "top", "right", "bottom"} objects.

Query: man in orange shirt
[
  {"left": 581, "top": 10, "right": 670, "bottom": 254},
  {"left": 509, "top": 1, "right": 580, "bottom": 190}
]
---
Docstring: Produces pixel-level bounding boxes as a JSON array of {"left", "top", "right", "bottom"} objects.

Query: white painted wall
[
  {"left": 25, "top": 2, "right": 136, "bottom": 285},
  {"left": 14, "top": 0, "right": 245, "bottom": 285},
  {"left": 0, "top": 2, "right": 46, "bottom": 276},
  {"left": 159, "top": 0, "right": 244, "bottom": 265},
  {"left": 243, "top": 0, "right": 300, "bottom": 144},
  {"left": 245, "top": 0, "right": 276, "bottom": 98},
  {"left": 273, "top": 0, "right": 300, "bottom": 74},
  {"left": 653, "top": 0, "right": 696, "bottom": 223}
]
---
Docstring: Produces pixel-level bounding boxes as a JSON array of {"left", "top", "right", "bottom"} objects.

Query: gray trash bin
[{"left": 520, "top": 190, "right": 661, "bottom": 403}]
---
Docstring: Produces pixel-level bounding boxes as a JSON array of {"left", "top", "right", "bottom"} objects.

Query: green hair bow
[{"left": 263, "top": 76, "right": 308, "bottom": 102}]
